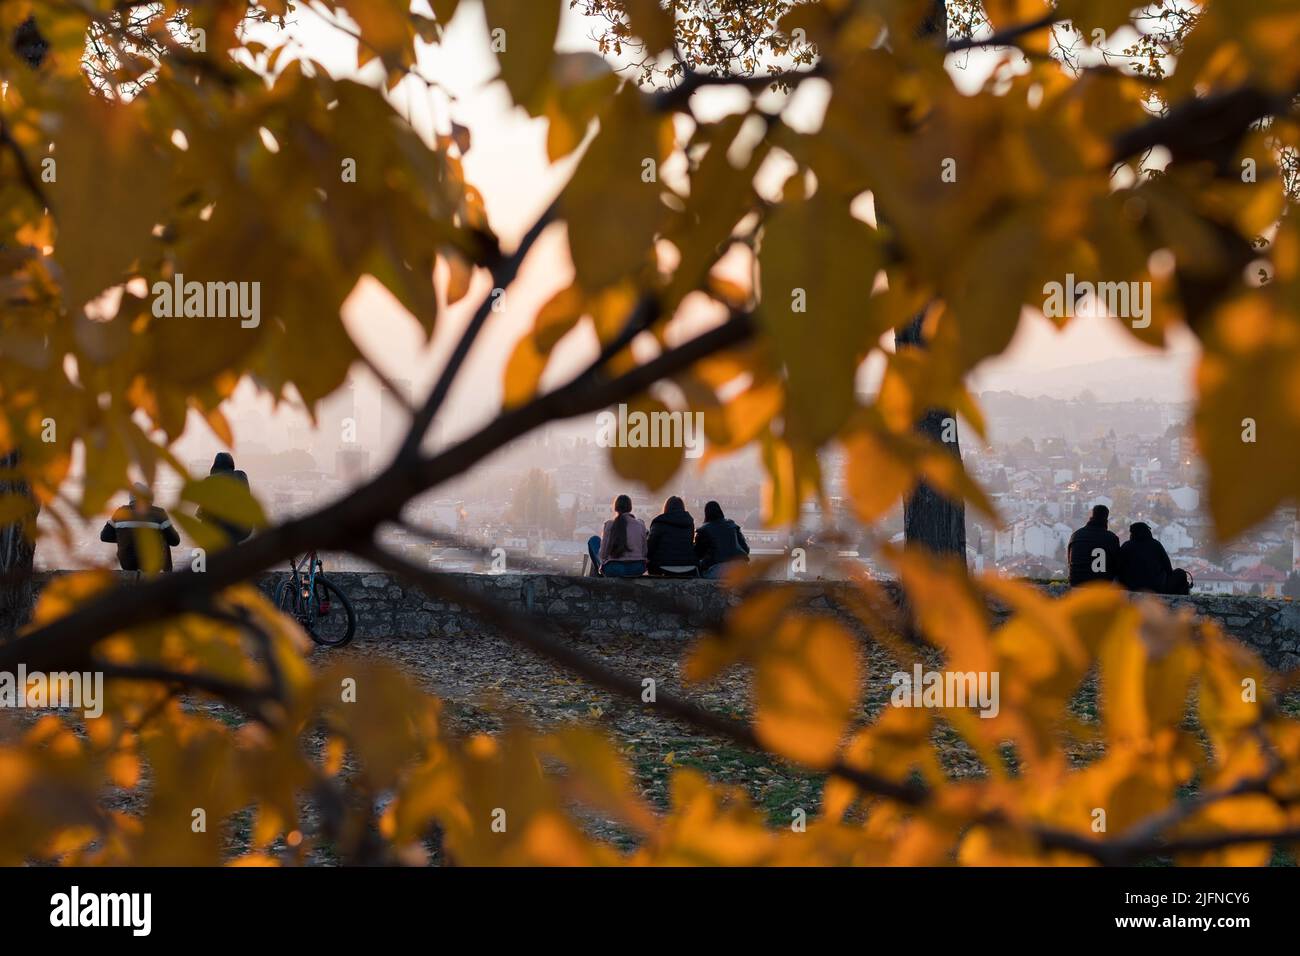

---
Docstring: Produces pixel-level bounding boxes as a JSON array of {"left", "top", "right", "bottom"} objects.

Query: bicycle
[{"left": 274, "top": 551, "right": 356, "bottom": 647}]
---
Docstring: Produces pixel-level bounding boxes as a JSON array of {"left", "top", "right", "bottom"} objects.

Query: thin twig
[
  {"left": 359, "top": 541, "right": 931, "bottom": 806},
  {"left": 398, "top": 201, "right": 558, "bottom": 462},
  {"left": 0, "top": 311, "right": 756, "bottom": 674},
  {"left": 946, "top": 13, "right": 1060, "bottom": 53}
]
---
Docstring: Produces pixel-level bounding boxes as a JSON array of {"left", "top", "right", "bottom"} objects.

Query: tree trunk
[
  {"left": 895, "top": 316, "right": 966, "bottom": 558},
  {"left": 0, "top": 20, "right": 48, "bottom": 637},
  {"left": 0, "top": 452, "right": 38, "bottom": 639},
  {"left": 893, "top": 1, "right": 965, "bottom": 560}
]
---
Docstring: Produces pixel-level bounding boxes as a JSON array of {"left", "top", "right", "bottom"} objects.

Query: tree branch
[
  {"left": 0, "top": 110, "right": 48, "bottom": 210},
  {"left": 0, "top": 310, "right": 755, "bottom": 675},
  {"left": 946, "top": 13, "right": 1060, "bottom": 53},
  {"left": 398, "top": 200, "right": 558, "bottom": 462},
  {"left": 358, "top": 541, "right": 930, "bottom": 806},
  {"left": 650, "top": 63, "right": 829, "bottom": 111},
  {"left": 1111, "top": 84, "right": 1297, "bottom": 169},
  {"left": 94, "top": 660, "right": 277, "bottom": 723}
]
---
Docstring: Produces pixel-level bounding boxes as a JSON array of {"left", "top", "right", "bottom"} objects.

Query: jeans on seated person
[
  {"left": 651, "top": 565, "right": 699, "bottom": 578},
  {"left": 586, "top": 535, "right": 646, "bottom": 577}
]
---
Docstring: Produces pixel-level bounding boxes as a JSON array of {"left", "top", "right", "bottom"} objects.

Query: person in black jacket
[
  {"left": 695, "top": 500, "right": 750, "bottom": 579},
  {"left": 195, "top": 452, "right": 253, "bottom": 546},
  {"left": 100, "top": 483, "right": 181, "bottom": 573},
  {"left": 1118, "top": 521, "right": 1174, "bottom": 593},
  {"left": 647, "top": 496, "right": 698, "bottom": 576},
  {"left": 1067, "top": 504, "right": 1121, "bottom": 586}
]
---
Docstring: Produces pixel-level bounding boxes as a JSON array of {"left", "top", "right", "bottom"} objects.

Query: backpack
[{"left": 1166, "top": 568, "right": 1193, "bottom": 596}]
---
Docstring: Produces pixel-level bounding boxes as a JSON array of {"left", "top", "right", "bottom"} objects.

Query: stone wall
[
  {"left": 27, "top": 572, "right": 1300, "bottom": 671},
  {"left": 259, "top": 572, "right": 1300, "bottom": 671}
]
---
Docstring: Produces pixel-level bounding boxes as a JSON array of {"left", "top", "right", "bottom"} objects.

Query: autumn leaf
[
  {"left": 754, "top": 616, "right": 861, "bottom": 767},
  {"left": 561, "top": 84, "right": 673, "bottom": 293}
]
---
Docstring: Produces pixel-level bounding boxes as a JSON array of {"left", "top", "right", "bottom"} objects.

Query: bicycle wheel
[
  {"left": 308, "top": 574, "right": 356, "bottom": 647},
  {"left": 274, "top": 578, "right": 301, "bottom": 618}
]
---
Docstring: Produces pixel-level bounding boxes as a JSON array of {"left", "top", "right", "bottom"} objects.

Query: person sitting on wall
[
  {"left": 586, "top": 494, "right": 648, "bottom": 577},
  {"left": 646, "top": 495, "right": 698, "bottom": 577},
  {"left": 1067, "top": 504, "right": 1120, "bottom": 586},
  {"left": 100, "top": 482, "right": 181, "bottom": 573},
  {"left": 694, "top": 500, "right": 750, "bottom": 579},
  {"left": 195, "top": 451, "right": 254, "bottom": 546},
  {"left": 1118, "top": 521, "right": 1174, "bottom": 593}
]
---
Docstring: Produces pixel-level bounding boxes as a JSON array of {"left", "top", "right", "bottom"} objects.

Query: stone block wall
[
  {"left": 250, "top": 572, "right": 1300, "bottom": 672},
  {"left": 26, "top": 572, "right": 1300, "bottom": 672}
]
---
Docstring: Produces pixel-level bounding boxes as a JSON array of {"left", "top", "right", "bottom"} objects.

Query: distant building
[
  {"left": 1169, "top": 484, "right": 1200, "bottom": 512},
  {"left": 1293, "top": 511, "right": 1300, "bottom": 571},
  {"left": 1158, "top": 521, "right": 1194, "bottom": 555},
  {"left": 335, "top": 447, "right": 369, "bottom": 484},
  {"left": 1195, "top": 568, "right": 1236, "bottom": 595},
  {"left": 1241, "top": 563, "right": 1286, "bottom": 597},
  {"left": 379, "top": 378, "right": 412, "bottom": 460},
  {"left": 319, "top": 381, "right": 358, "bottom": 460}
]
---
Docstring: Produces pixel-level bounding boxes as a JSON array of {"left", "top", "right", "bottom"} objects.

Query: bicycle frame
[
  {"left": 278, "top": 551, "right": 355, "bottom": 648},
  {"left": 287, "top": 552, "right": 324, "bottom": 619}
]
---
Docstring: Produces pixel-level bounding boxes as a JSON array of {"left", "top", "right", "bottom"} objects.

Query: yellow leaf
[
  {"left": 561, "top": 84, "right": 672, "bottom": 293},
  {"left": 606, "top": 395, "right": 685, "bottom": 491},
  {"left": 754, "top": 616, "right": 861, "bottom": 767},
  {"left": 482, "top": 0, "right": 562, "bottom": 113},
  {"left": 759, "top": 188, "right": 883, "bottom": 445}
]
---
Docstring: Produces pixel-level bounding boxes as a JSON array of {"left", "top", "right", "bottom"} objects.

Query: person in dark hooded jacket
[
  {"left": 1118, "top": 521, "right": 1174, "bottom": 593},
  {"left": 647, "top": 496, "right": 698, "bottom": 576},
  {"left": 694, "top": 500, "right": 750, "bottom": 579},
  {"left": 1067, "top": 504, "right": 1121, "bottom": 586},
  {"left": 195, "top": 452, "right": 253, "bottom": 545},
  {"left": 100, "top": 483, "right": 180, "bottom": 573}
]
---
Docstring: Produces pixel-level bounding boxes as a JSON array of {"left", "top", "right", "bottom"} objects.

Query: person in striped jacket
[{"left": 100, "top": 483, "right": 181, "bottom": 573}]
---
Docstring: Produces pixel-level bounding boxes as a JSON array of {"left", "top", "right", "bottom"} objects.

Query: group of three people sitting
[{"left": 587, "top": 495, "right": 750, "bottom": 579}]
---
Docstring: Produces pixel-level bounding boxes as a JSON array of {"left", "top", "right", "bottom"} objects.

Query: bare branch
[
  {"left": 0, "top": 310, "right": 755, "bottom": 675},
  {"left": 1111, "top": 84, "right": 1298, "bottom": 168},
  {"left": 946, "top": 13, "right": 1060, "bottom": 53},
  {"left": 359, "top": 542, "right": 931, "bottom": 806},
  {"left": 95, "top": 660, "right": 277, "bottom": 722},
  {"left": 650, "top": 63, "right": 829, "bottom": 111},
  {"left": 398, "top": 200, "right": 559, "bottom": 462},
  {"left": 0, "top": 110, "right": 48, "bottom": 210}
]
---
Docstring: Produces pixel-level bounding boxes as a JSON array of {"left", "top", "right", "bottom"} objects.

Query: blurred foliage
[{"left": 2, "top": 0, "right": 1300, "bottom": 865}]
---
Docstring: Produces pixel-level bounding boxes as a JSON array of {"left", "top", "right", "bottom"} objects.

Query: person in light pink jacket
[{"left": 586, "top": 494, "right": 647, "bottom": 577}]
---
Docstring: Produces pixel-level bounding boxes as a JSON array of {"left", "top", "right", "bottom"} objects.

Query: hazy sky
[{"left": 183, "top": 1, "right": 1202, "bottom": 463}]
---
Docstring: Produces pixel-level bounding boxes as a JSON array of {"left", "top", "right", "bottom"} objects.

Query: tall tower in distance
[
  {"left": 319, "top": 380, "right": 358, "bottom": 462},
  {"left": 1292, "top": 507, "right": 1300, "bottom": 572},
  {"left": 379, "top": 378, "right": 413, "bottom": 462}
]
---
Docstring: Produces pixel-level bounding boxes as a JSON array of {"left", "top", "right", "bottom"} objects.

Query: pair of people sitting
[
  {"left": 586, "top": 495, "right": 750, "bottom": 579},
  {"left": 1067, "top": 504, "right": 1191, "bottom": 594},
  {"left": 100, "top": 453, "right": 253, "bottom": 574}
]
